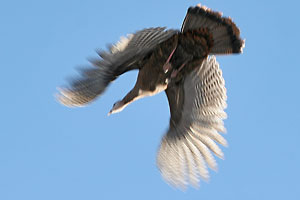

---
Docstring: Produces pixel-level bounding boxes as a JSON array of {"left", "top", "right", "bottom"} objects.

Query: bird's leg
[
  {"left": 163, "top": 46, "right": 177, "bottom": 73},
  {"left": 171, "top": 60, "right": 189, "bottom": 78}
]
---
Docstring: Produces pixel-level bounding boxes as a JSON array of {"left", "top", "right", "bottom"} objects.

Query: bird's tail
[{"left": 182, "top": 4, "right": 245, "bottom": 55}]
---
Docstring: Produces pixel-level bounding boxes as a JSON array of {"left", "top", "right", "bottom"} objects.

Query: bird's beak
[{"left": 107, "top": 110, "right": 112, "bottom": 116}]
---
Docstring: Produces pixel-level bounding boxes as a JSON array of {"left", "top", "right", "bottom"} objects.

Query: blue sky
[{"left": 1, "top": 0, "right": 299, "bottom": 199}]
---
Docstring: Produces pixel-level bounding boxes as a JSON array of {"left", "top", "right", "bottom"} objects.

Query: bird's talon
[
  {"left": 163, "top": 63, "right": 172, "bottom": 73},
  {"left": 171, "top": 70, "right": 178, "bottom": 78}
]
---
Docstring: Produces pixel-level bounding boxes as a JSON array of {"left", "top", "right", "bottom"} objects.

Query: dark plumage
[{"left": 57, "top": 4, "right": 244, "bottom": 188}]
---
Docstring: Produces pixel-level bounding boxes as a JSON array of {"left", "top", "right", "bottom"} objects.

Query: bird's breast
[{"left": 138, "top": 84, "right": 168, "bottom": 98}]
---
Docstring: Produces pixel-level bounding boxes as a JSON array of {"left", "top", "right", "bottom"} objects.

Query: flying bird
[{"left": 57, "top": 4, "right": 244, "bottom": 188}]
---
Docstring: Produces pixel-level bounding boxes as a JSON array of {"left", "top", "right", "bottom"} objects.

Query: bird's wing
[
  {"left": 157, "top": 56, "right": 227, "bottom": 188},
  {"left": 181, "top": 4, "right": 244, "bottom": 54},
  {"left": 57, "top": 27, "right": 178, "bottom": 107}
]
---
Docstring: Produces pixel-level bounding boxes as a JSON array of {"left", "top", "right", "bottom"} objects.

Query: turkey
[{"left": 57, "top": 4, "right": 244, "bottom": 188}]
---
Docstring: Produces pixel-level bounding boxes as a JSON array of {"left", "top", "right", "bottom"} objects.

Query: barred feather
[{"left": 157, "top": 56, "right": 227, "bottom": 188}]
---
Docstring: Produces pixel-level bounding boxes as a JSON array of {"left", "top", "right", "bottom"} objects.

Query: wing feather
[
  {"left": 157, "top": 56, "right": 227, "bottom": 188},
  {"left": 57, "top": 27, "right": 178, "bottom": 107}
]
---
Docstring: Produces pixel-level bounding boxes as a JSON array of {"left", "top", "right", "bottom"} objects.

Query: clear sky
[{"left": 1, "top": 0, "right": 299, "bottom": 199}]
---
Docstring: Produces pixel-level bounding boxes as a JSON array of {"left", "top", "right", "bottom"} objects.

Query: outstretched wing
[
  {"left": 181, "top": 4, "right": 244, "bottom": 54},
  {"left": 57, "top": 27, "right": 178, "bottom": 107},
  {"left": 157, "top": 56, "right": 227, "bottom": 188}
]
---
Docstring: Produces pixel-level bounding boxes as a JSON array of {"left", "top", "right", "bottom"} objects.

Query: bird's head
[{"left": 108, "top": 100, "right": 126, "bottom": 116}]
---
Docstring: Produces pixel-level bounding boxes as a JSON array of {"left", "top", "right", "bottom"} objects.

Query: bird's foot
[
  {"left": 163, "top": 46, "right": 177, "bottom": 73},
  {"left": 163, "top": 63, "right": 172, "bottom": 73},
  {"left": 171, "top": 61, "right": 188, "bottom": 78},
  {"left": 171, "top": 70, "right": 178, "bottom": 78}
]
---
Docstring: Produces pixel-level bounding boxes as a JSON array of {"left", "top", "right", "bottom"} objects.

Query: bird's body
[
  {"left": 112, "top": 28, "right": 215, "bottom": 110},
  {"left": 57, "top": 4, "right": 244, "bottom": 188}
]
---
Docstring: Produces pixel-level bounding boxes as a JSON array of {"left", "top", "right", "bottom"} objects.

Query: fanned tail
[{"left": 182, "top": 4, "right": 245, "bottom": 55}]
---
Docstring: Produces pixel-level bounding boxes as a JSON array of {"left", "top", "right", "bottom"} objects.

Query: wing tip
[
  {"left": 55, "top": 87, "right": 89, "bottom": 107},
  {"left": 110, "top": 34, "right": 134, "bottom": 54}
]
